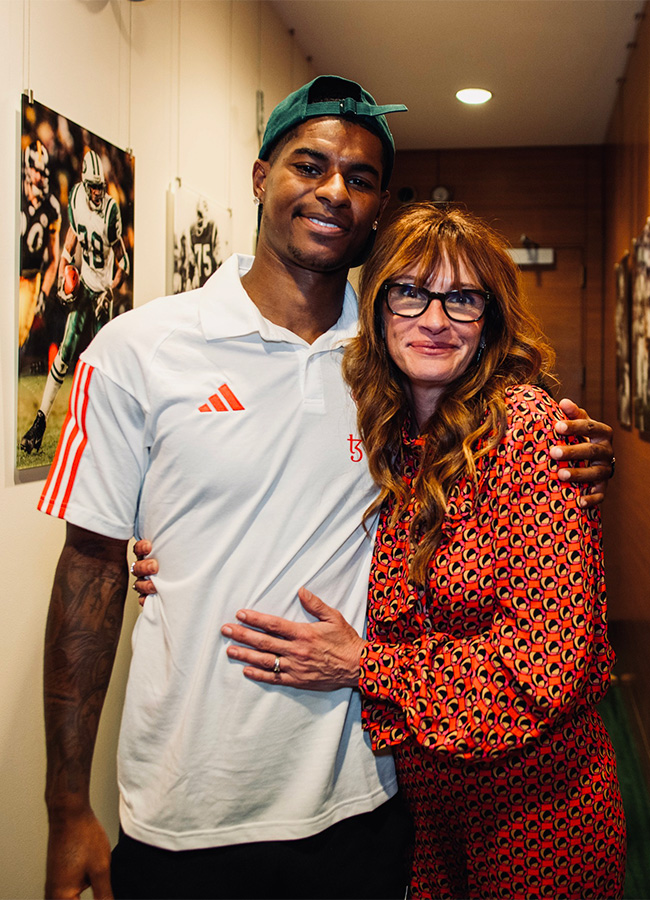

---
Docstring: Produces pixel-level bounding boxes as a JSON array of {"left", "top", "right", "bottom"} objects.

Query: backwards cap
[{"left": 259, "top": 75, "right": 407, "bottom": 188}]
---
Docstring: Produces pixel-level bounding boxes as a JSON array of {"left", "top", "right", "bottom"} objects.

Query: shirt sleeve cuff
[{"left": 359, "top": 641, "right": 405, "bottom": 702}]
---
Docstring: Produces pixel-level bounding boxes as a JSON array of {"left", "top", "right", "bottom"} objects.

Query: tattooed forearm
[{"left": 44, "top": 524, "right": 129, "bottom": 815}]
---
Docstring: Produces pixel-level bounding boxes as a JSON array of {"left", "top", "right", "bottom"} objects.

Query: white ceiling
[{"left": 270, "top": 0, "right": 646, "bottom": 149}]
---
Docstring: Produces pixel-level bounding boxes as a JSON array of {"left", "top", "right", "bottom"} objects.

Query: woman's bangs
[{"left": 385, "top": 229, "right": 449, "bottom": 287}]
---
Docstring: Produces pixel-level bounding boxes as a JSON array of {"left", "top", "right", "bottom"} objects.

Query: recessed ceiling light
[{"left": 456, "top": 88, "right": 492, "bottom": 105}]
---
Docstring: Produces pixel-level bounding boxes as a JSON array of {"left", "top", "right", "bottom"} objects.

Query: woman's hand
[
  {"left": 130, "top": 539, "right": 158, "bottom": 606},
  {"left": 221, "top": 588, "right": 366, "bottom": 691},
  {"left": 551, "top": 398, "right": 614, "bottom": 509}
]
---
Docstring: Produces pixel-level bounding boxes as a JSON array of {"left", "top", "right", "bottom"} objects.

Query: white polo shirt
[{"left": 39, "top": 254, "right": 396, "bottom": 850}]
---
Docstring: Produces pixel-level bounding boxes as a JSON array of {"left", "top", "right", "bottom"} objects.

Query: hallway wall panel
[
  {"left": 603, "top": 1, "right": 650, "bottom": 772},
  {"left": 389, "top": 145, "right": 605, "bottom": 414},
  {"left": 0, "top": 3, "right": 313, "bottom": 897}
]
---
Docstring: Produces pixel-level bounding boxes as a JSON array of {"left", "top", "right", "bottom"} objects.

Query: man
[
  {"left": 19, "top": 139, "right": 61, "bottom": 350},
  {"left": 42, "top": 76, "right": 613, "bottom": 900},
  {"left": 21, "top": 149, "right": 129, "bottom": 455}
]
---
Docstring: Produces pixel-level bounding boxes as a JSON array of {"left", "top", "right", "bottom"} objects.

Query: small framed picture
[
  {"left": 632, "top": 220, "right": 650, "bottom": 436},
  {"left": 167, "top": 185, "right": 232, "bottom": 295},
  {"left": 615, "top": 253, "right": 632, "bottom": 428}
]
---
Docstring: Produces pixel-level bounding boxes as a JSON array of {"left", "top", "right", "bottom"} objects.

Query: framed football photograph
[
  {"left": 16, "top": 95, "right": 135, "bottom": 471},
  {"left": 167, "top": 184, "right": 231, "bottom": 295},
  {"left": 615, "top": 253, "right": 632, "bottom": 428},
  {"left": 631, "top": 221, "right": 650, "bottom": 436}
]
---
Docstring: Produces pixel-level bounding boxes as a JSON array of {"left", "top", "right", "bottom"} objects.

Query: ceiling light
[{"left": 456, "top": 88, "right": 492, "bottom": 105}]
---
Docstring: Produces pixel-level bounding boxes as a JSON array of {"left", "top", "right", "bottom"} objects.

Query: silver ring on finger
[
  {"left": 130, "top": 562, "right": 136, "bottom": 575},
  {"left": 273, "top": 656, "right": 281, "bottom": 675}
]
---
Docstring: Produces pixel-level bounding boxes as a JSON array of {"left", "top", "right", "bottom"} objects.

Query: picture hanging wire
[
  {"left": 289, "top": 28, "right": 295, "bottom": 89},
  {"left": 23, "top": 0, "right": 31, "bottom": 98},
  {"left": 256, "top": 0, "right": 264, "bottom": 144},
  {"left": 175, "top": 0, "right": 182, "bottom": 181},
  {"left": 257, "top": 0, "right": 262, "bottom": 92},
  {"left": 128, "top": 0, "right": 133, "bottom": 154},
  {"left": 227, "top": 0, "right": 234, "bottom": 218}
]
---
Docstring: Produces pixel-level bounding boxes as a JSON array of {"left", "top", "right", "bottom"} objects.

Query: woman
[
  {"left": 340, "top": 203, "right": 626, "bottom": 897},
  {"left": 134, "top": 205, "right": 625, "bottom": 898}
]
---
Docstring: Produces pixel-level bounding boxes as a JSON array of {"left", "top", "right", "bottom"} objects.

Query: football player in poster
[
  {"left": 21, "top": 149, "right": 130, "bottom": 454},
  {"left": 19, "top": 140, "right": 61, "bottom": 350},
  {"left": 189, "top": 197, "right": 220, "bottom": 288},
  {"left": 173, "top": 232, "right": 192, "bottom": 294}
]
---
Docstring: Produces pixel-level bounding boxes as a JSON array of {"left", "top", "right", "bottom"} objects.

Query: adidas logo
[{"left": 198, "top": 384, "right": 245, "bottom": 412}]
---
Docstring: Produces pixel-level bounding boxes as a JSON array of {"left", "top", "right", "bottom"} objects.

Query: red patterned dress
[{"left": 359, "top": 386, "right": 626, "bottom": 899}]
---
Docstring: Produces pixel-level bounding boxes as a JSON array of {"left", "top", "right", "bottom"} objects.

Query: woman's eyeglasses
[{"left": 382, "top": 282, "right": 492, "bottom": 322}]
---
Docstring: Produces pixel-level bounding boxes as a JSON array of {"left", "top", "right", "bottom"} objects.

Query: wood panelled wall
[
  {"left": 389, "top": 30, "right": 650, "bottom": 766},
  {"left": 603, "top": 4, "right": 650, "bottom": 764},
  {"left": 387, "top": 146, "right": 605, "bottom": 413}
]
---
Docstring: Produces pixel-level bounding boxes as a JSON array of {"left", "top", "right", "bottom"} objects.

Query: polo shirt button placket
[{"left": 303, "top": 350, "right": 325, "bottom": 411}]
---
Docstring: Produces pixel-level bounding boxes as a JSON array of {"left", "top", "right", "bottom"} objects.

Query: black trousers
[{"left": 111, "top": 793, "right": 413, "bottom": 900}]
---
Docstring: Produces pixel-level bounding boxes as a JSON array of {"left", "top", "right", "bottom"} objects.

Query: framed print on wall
[
  {"left": 16, "top": 94, "right": 135, "bottom": 471},
  {"left": 632, "top": 220, "right": 650, "bottom": 436},
  {"left": 615, "top": 253, "right": 632, "bottom": 428},
  {"left": 167, "top": 184, "right": 232, "bottom": 295}
]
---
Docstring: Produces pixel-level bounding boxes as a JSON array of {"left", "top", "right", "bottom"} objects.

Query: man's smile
[{"left": 295, "top": 209, "right": 349, "bottom": 235}]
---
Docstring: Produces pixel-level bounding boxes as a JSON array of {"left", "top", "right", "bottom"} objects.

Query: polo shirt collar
[{"left": 199, "top": 253, "right": 358, "bottom": 348}]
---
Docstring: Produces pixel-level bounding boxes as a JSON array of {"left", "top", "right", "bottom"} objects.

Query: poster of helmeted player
[
  {"left": 167, "top": 184, "right": 231, "bottom": 295},
  {"left": 16, "top": 95, "right": 135, "bottom": 470},
  {"left": 631, "top": 220, "right": 650, "bottom": 436}
]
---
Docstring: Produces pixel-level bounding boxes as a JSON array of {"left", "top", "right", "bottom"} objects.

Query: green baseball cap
[{"left": 259, "top": 75, "right": 407, "bottom": 188}]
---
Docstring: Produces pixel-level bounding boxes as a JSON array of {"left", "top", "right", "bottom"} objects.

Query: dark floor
[{"left": 600, "top": 620, "right": 650, "bottom": 899}]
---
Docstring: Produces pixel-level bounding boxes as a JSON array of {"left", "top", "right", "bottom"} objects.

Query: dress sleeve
[{"left": 359, "top": 391, "right": 613, "bottom": 759}]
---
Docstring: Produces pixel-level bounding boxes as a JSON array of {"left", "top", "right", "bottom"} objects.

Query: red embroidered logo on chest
[
  {"left": 348, "top": 434, "right": 364, "bottom": 461},
  {"left": 198, "top": 384, "right": 245, "bottom": 412}
]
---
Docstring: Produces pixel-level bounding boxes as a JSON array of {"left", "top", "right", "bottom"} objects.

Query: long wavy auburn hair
[{"left": 342, "top": 203, "right": 556, "bottom": 585}]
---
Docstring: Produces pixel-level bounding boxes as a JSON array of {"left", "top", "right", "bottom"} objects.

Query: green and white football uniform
[{"left": 68, "top": 181, "right": 122, "bottom": 294}]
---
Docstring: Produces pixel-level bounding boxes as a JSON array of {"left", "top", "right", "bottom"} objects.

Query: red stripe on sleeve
[
  {"left": 38, "top": 362, "right": 94, "bottom": 518},
  {"left": 57, "top": 366, "right": 93, "bottom": 516}
]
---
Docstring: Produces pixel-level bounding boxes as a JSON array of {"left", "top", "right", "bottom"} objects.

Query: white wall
[{"left": 0, "top": 2, "right": 313, "bottom": 897}]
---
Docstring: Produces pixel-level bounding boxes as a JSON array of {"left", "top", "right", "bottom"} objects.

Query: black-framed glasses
[{"left": 382, "top": 282, "right": 492, "bottom": 322}]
